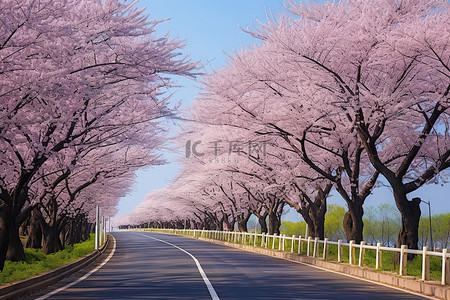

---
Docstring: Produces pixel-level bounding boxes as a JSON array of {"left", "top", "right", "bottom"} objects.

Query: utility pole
[{"left": 421, "top": 200, "right": 433, "bottom": 251}]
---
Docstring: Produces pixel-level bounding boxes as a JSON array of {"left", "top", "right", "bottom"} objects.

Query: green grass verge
[{"left": 0, "top": 233, "right": 95, "bottom": 285}]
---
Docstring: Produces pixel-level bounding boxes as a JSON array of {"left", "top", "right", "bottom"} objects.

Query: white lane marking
[
  {"left": 134, "top": 232, "right": 220, "bottom": 300},
  {"left": 35, "top": 235, "right": 117, "bottom": 300}
]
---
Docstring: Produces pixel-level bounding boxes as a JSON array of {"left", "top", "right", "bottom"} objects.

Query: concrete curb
[
  {"left": 0, "top": 235, "right": 111, "bottom": 300},
  {"left": 196, "top": 237, "right": 450, "bottom": 300}
]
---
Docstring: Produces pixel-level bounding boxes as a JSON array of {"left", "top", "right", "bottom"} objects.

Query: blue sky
[
  {"left": 116, "top": 0, "right": 289, "bottom": 217},
  {"left": 116, "top": 0, "right": 450, "bottom": 220}
]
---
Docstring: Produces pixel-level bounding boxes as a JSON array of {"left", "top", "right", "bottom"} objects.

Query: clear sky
[{"left": 116, "top": 0, "right": 450, "bottom": 220}]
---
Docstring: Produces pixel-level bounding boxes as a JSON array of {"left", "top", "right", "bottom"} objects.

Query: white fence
[{"left": 143, "top": 228, "right": 450, "bottom": 285}]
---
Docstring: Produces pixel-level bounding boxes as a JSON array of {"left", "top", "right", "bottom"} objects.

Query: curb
[
  {"left": 0, "top": 235, "right": 110, "bottom": 300},
  {"left": 195, "top": 237, "right": 450, "bottom": 300}
]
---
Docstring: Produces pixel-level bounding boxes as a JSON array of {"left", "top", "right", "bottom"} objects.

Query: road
[{"left": 30, "top": 231, "right": 432, "bottom": 300}]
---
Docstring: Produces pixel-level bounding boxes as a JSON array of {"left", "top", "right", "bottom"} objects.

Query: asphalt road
[{"left": 30, "top": 231, "right": 432, "bottom": 300}]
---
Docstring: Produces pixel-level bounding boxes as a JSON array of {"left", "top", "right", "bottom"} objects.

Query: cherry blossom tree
[
  {"left": 194, "top": 43, "right": 379, "bottom": 242},
  {"left": 0, "top": 0, "right": 197, "bottom": 269},
  {"left": 193, "top": 0, "right": 449, "bottom": 248},
  {"left": 279, "top": 0, "right": 450, "bottom": 249}
]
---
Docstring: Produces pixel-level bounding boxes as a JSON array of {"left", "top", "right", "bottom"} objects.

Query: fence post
[
  {"left": 376, "top": 242, "right": 382, "bottom": 269},
  {"left": 313, "top": 237, "right": 318, "bottom": 258},
  {"left": 337, "top": 240, "right": 342, "bottom": 262},
  {"left": 291, "top": 235, "right": 296, "bottom": 253},
  {"left": 278, "top": 234, "right": 282, "bottom": 250},
  {"left": 358, "top": 241, "right": 365, "bottom": 267},
  {"left": 422, "top": 246, "right": 430, "bottom": 281},
  {"left": 307, "top": 237, "right": 311, "bottom": 256},
  {"left": 254, "top": 232, "right": 257, "bottom": 247},
  {"left": 323, "top": 238, "right": 329, "bottom": 259},
  {"left": 442, "top": 248, "right": 449, "bottom": 285},
  {"left": 262, "top": 233, "right": 266, "bottom": 248},
  {"left": 399, "top": 245, "right": 408, "bottom": 276},
  {"left": 298, "top": 236, "right": 302, "bottom": 254},
  {"left": 272, "top": 234, "right": 277, "bottom": 250},
  {"left": 349, "top": 240, "right": 355, "bottom": 265}
]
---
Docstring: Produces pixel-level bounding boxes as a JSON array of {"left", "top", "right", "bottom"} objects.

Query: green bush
[{"left": 0, "top": 234, "right": 95, "bottom": 285}]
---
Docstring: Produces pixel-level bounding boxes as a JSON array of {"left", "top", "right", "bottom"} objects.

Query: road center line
[
  {"left": 35, "top": 235, "right": 117, "bottom": 300},
  {"left": 134, "top": 232, "right": 220, "bottom": 300}
]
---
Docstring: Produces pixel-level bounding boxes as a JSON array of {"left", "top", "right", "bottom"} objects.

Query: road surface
[{"left": 29, "top": 231, "right": 432, "bottom": 299}]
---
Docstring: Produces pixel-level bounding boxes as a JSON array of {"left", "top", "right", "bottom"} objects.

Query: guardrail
[{"left": 145, "top": 228, "right": 450, "bottom": 285}]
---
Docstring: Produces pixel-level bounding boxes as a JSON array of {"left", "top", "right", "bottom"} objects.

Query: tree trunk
[
  {"left": 237, "top": 221, "right": 247, "bottom": 232},
  {"left": 237, "top": 211, "right": 251, "bottom": 232},
  {"left": 268, "top": 210, "right": 281, "bottom": 235},
  {"left": 343, "top": 204, "right": 364, "bottom": 243},
  {"left": 0, "top": 208, "right": 9, "bottom": 270},
  {"left": 223, "top": 213, "right": 235, "bottom": 231},
  {"left": 42, "top": 225, "right": 63, "bottom": 254},
  {"left": 395, "top": 197, "right": 421, "bottom": 254},
  {"left": 258, "top": 215, "right": 268, "bottom": 233},
  {"left": 304, "top": 217, "right": 315, "bottom": 238},
  {"left": 215, "top": 219, "right": 224, "bottom": 231},
  {"left": 310, "top": 210, "right": 325, "bottom": 240},
  {"left": 0, "top": 205, "right": 26, "bottom": 264},
  {"left": 26, "top": 209, "right": 42, "bottom": 249},
  {"left": 6, "top": 221, "right": 26, "bottom": 261}
]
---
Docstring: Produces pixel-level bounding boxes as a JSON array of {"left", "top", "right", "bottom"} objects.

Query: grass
[{"left": 0, "top": 234, "right": 95, "bottom": 285}]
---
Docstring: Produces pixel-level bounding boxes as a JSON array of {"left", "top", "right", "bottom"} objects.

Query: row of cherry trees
[
  {"left": 118, "top": 0, "right": 449, "bottom": 253},
  {"left": 0, "top": 0, "right": 197, "bottom": 270}
]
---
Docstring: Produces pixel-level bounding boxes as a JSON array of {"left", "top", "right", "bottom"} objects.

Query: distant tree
[
  {"left": 280, "top": 220, "right": 307, "bottom": 237},
  {"left": 324, "top": 204, "right": 346, "bottom": 241},
  {"left": 377, "top": 204, "right": 401, "bottom": 247},
  {"left": 419, "top": 213, "right": 450, "bottom": 250}
]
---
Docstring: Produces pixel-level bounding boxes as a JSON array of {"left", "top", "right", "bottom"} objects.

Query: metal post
[
  {"left": 442, "top": 248, "right": 449, "bottom": 285},
  {"left": 399, "top": 245, "right": 408, "bottom": 276},
  {"left": 422, "top": 246, "right": 430, "bottom": 281},
  {"left": 359, "top": 241, "right": 365, "bottom": 267},
  {"left": 272, "top": 233, "right": 277, "bottom": 250},
  {"left": 298, "top": 236, "right": 302, "bottom": 254},
  {"left": 376, "top": 242, "right": 382, "bottom": 269},
  {"left": 103, "top": 216, "right": 106, "bottom": 245},
  {"left": 307, "top": 236, "right": 311, "bottom": 256},
  {"left": 338, "top": 239, "right": 342, "bottom": 263},
  {"left": 421, "top": 200, "right": 433, "bottom": 251},
  {"left": 349, "top": 240, "right": 355, "bottom": 265},
  {"left": 323, "top": 238, "right": 328, "bottom": 259},
  {"left": 313, "top": 237, "right": 318, "bottom": 258},
  {"left": 95, "top": 205, "right": 99, "bottom": 250}
]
